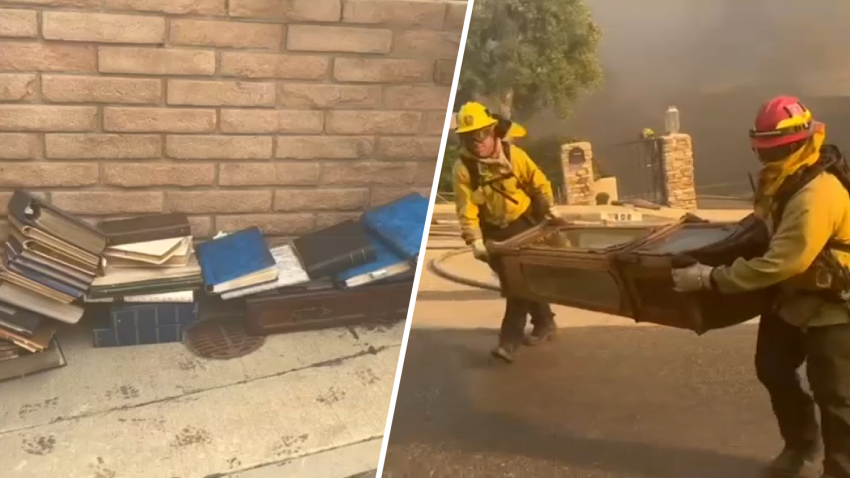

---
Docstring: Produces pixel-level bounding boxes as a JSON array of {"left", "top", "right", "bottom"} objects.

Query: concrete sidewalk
[
  {"left": 0, "top": 320, "right": 402, "bottom": 478},
  {"left": 227, "top": 440, "right": 381, "bottom": 477}
]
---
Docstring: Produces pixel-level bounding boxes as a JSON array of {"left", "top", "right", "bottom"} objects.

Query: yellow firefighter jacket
[
  {"left": 712, "top": 171, "right": 850, "bottom": 327},
  {"left": 452, "top": 144, "right": 553, "bottom": 244}
]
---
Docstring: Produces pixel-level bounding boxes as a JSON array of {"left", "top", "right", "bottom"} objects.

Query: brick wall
[{"left": 0, "top": 0, "right": 466, "bottom": 240}]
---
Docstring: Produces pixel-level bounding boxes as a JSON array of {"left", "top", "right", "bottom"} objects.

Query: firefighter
[
  {"left": 671, "top": 96, "right": 850, "bottom": 478},
  {"left": 452, "top": 101, "right": 558, "bottom": 363}
]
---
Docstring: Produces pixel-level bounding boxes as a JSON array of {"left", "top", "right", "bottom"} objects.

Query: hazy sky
[
  {"left": 591, "top": 0, "right": 848, "bottom": 93},
  {"left": 528, "top": 0, "right": 850, "bottom": 194}
]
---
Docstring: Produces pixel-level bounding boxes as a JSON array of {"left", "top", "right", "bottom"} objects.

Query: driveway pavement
[{"left": 381, "top": 226, "right": 781, "bottom": 478}]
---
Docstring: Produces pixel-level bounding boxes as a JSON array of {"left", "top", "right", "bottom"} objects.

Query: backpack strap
[
  {"left": 502, "top": 140, "right": 512, "bottom": 160},
  {"left": 772, "top": 146, "right": 850, "bottom": 299},
  {"left": 772, "top": 158, "right": 831, "bottom": 223},
  {"left": 459, "top": 156, "right": 481, "bottom": 191},
  {"left": 458, "top": 142, "right": 520, "bottom": 228},
  {"left": 499, "top": 141, "right": 550, "bottom": 223},
  {"left": 459, "top": 141, "right": 519, "bottom": 202}
]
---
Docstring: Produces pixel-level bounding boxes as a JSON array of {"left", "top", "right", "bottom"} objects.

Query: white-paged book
[
  {"left": 124, "top": 290, "right": 195, "bottom": 303},
  {"left": 220, "top": 244, "right": 310, "bottom": 300},
  {"left": 83, "top": 290, "right": 195, "bottom": 303}
]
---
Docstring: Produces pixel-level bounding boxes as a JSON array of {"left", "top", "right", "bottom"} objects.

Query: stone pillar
[
  {"left": 659, "top": 133, "right": 697, "bottom": 209},
  {"left": 561, "top": 141, "right": 595, "bottom": 205}
]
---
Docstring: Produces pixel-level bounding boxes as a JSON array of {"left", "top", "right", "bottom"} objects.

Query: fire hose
[
  {"left": 427, "top": 222, "right": 502, "bottom": 293},
  {"left": 426, "top": 212, "right": 664, "bottom": 295},
  {"left": 429, "top": 247, "right": 502, "bottom": 293},
  {"left": 425, "top": 210, "right": 666, "bottom": 295}
]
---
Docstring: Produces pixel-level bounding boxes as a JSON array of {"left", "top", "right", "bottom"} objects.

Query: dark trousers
[
  {"left": 482, "top": 212, "right": 555, "bottom": 345},
  {"left": 756, "top": 312, "right": 850, "bottom": 477}
]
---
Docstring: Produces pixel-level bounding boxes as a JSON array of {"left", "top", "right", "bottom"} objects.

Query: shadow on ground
[{"left": 383, "top": 324, "right": 779, "bottom": 478}]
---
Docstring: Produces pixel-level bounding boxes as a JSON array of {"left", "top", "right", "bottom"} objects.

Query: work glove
[
  {"left": 671, "top": 262, "right": 715, "bottom": 292},
  {"left": 471, "top": 239, "right": 489, "bottom": 262},
  {"left": 546, "top": 208, "right": 569, "bottom": 227}
]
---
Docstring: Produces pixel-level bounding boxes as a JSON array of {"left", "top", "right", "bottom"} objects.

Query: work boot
[
  {"left": 524, "top": 323, "right": 557, "bottom": 346},
  {"left": 490, "top": 342, "right": 519, "bottom": 363},
  {"left": 764, "top": 447, "right": 822, "bottom": 478}
]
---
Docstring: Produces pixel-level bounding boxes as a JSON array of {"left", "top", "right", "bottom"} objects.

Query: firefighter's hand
[
  {"left": 671, "top": 262, "right": 714, "bottom": 292},
  {"left": 471, "top": 239, "right": 489, "bottom": 262},
  {"left": 547, "top": 210, "right": 569, "bottom": 227}
]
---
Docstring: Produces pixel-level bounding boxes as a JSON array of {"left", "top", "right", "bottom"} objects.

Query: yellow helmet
[
  {"left": 455, "top": 101, "right": 498, "bottom": 134},
  {"left": 507, "top": 122, "right": 527, "bottom": 139}
]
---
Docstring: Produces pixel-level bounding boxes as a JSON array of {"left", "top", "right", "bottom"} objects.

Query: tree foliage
[
  {"left": 438, "top": 136, "right": 461, "bottom": 196},
  {"left": 458, "top": 0, "right": 603, "bottom": 119}
]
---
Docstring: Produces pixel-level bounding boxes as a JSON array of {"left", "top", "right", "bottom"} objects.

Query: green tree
[
  {"left": 458, "top": 0, "right": 603, "bottom": 119},
  {"left": 437, "top": 138, "right": 460, "bottom": 198},
  {"left": 515, "top": 137, "right": 564, "bottom": 201}
]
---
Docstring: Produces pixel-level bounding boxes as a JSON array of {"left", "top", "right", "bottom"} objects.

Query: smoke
[{"left": 523, "top": 0, "right": 850, "bottom": 195}]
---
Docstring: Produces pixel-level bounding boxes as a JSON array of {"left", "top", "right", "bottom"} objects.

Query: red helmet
[{"left": 749, "top": 96, "right": 816, "bottom": 149}]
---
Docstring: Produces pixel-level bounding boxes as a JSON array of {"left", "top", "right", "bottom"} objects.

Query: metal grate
[{"left": 184, "top": 317, "right": 265, "bottom": 360}]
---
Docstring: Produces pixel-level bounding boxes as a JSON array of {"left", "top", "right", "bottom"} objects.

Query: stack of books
[
  {"left": 226, "top": 192, "right": 429, "bottom": 337},
  {"left": 88, "top": 214, "right": 201, "bottom": 300},
  {"left": 290, "top": 192, "right": 428, "bottom": 290},
  {"left": 0, "top": 191, "right": 103, "bottom": 378},
  {"left": 86, "top": 214, "right": 203, "bottom": 348},
  {"left": 200, "top": 193, "right": 430, "bottom": 304},
  {"left": 332, "top": 192, "right": 429, "bottom": 288},
  {"left": 205, "top": 192, "right": 428, "bottom": 305},
  {"left": 0, "top": 190, "right": 428, "bottom": 360},
  {"left": 0, "top": 301, "right": 65, "bottom": 380},
  {"left": 0, "top": 191, "right": 102, "bottom": 324},
  {"left": 0, "top": 302, "right": 54, "bottom": 355},
  {"left": 99, "top": 214, "right": 194, "bottom": 269}
]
